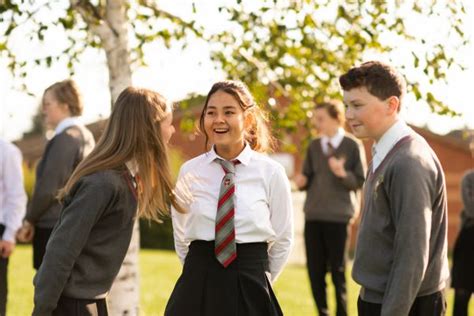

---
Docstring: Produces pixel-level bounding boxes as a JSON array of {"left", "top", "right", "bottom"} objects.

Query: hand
[
  {"left": 328, "top": 156, "right": 347, "bottom": 178},
  {"left": 0, "top": 240, "right": 15, "bottom": 258},
  {"left": 294, "top": 173, "right": 308, "bottom": 189},
  {"left": 16, "top": 221, "right": 35, "bottom": 243}
]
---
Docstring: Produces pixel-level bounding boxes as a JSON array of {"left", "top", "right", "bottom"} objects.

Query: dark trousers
[
  {"left": 33, "top": 226, "right": 54, "bottom": 270},
  {"left": 52, "top": 296, "right": 108, "bottom": 316},
  {"left": 0, "top": 224, "right": 7, "bottom": 316},
  {"left": 357, "top": 291, "right": 446, "bottom": 316},
  {"left": 453, "top": 289, "right": 472, "bottom": 316},
  {"left": 304, "top": 220, "right": 348, "bottom": 316}
]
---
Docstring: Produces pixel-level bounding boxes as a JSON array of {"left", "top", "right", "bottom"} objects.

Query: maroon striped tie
[{"left": 215, "top": 158, "right": 239, "bottom": 267}]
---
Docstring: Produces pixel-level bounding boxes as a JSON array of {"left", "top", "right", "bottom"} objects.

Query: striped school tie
[{"left": 215, "top": 158, "right": 239, "bottom": 267}]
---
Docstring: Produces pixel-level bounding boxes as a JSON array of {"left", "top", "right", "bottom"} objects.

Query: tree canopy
[{"left": 0, "top": 0, "right": 469, "bottom": 147}]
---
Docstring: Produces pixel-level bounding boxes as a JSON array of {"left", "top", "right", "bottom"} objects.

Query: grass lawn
[{"left": 8, "top": 245, "right": 474, "bottom": 315}]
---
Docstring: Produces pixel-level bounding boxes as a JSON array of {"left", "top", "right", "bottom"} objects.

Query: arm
[
  {"left": 26, "top": 133, "right": 81, "bottom": 224},
  {"left": 380, "top": 160, "right": 435, "bottom": 316},
  {"left": 331, "top": 141, "right": 366, "bottom": 190},
  {"left": 1, "top": 144, "right": 27, "bottom": 243},
  {"left": 171, "top": 167, "right": 191, "bottom": 264},
  {"left": 32, "top": 176, "right": 114, "bottom": 315},
  {"left": 267, "top": 165, "right": 294, "bottom": 282},
  {"left": 299, "top": 143, "right": 314, "bottom": 191},
  {"left": 461, "top": 170, "right": 474, "bottom": 219}
]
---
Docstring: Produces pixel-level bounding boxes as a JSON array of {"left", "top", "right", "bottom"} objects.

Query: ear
[{"left": 386, "top": 96, "right": 400, "bottom": 115}]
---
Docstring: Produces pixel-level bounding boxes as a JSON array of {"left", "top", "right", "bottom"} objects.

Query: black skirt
[
  {"left": 165, "top": 240, "right": 283, "bottom": 316},
  {"left": 451, "top": 224, "right": 474, "bottom": 291}
]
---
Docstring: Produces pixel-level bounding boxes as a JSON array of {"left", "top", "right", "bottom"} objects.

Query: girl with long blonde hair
[{"left": 32, "top": 87, "right": 183, "bottom": 316}]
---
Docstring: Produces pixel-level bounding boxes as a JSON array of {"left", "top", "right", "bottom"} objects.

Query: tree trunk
[
  {"left": 71, "top": 1, "right": 139, "bottom": 314},
  {"left": 107, "top": 221, "right": 140, "bottom": 316}
]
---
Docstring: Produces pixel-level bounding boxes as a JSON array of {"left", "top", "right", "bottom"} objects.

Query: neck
[
  {"left": 326, "top": 127, "right": 339, "bottom": 138},
  {"left": 374, "top": 118, "right": 399, "bottom": 143},
  {"left": 215, "top": 142, "right": 245, "bottom": 161}
]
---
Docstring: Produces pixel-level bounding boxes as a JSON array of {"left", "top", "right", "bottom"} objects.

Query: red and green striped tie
[{"left": 215, "top": 158, "right": 239, "bottom": 267}]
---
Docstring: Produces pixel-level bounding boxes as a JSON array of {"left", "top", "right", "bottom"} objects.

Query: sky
[{"left": 0, "top": 0, "right": 473, "bottom": 142}]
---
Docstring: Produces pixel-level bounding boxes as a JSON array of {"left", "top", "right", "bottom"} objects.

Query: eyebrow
[
  {"left": 345, "top": 98, "right": 363, "bottom": 104},
  {"left": 207, "top": 105, "right": 238, "bottom": 110}
]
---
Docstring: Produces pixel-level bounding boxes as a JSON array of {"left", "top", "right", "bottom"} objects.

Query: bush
[{"left": 139, "top": 218, "right": 174, "bottom": 250}]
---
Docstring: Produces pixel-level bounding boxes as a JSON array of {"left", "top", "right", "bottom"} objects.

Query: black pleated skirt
[
  {"left": 451, "top": 224, "right": 474, "bottom": 291},
  {"left": 165, "top": 240, "right": 283, "bottom": 316}
]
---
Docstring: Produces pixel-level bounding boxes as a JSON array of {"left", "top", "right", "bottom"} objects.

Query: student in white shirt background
[
  {"left": 165, "top": 80, "right": 294, "bottom": 316},
  {"left": 0, "top": 138, "right": 27, "bottom": 316}
]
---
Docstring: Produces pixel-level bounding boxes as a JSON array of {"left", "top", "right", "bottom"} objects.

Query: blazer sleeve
[
  {"left": 25, "top": 131, "right": 82, "bottom": 224},
  {"left": 300, "top": 141, "right": 315, "bottom": 191}
]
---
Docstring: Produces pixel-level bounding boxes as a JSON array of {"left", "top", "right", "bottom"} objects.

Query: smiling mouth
[{"left": 213, "top": 128, "right": 229, "bottom": 134}]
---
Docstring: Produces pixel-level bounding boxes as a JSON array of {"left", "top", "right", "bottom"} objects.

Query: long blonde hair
[{"left": 59, "top": 87, "right": 184, "bottom": 221}]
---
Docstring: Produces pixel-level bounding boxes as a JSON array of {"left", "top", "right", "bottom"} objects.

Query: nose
[
  {"left": 345, "top": 106, "right": 354, "bottom": 120},
  {"left": 214, "top": 112, "right": 225, "bottom": 123}
]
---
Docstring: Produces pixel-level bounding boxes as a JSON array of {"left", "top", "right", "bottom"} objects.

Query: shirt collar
[
  {"left": 125, "top": 160, "right": 138, "bottom": 177},
  {"left": 55, "top": 116, "right": 83, "bottom": 135},
  {"left": 321, "top": 127, "right": 345, "bottom": 147},
  {"left": 373, "top": 120, "right": 411, "bottom": 163},
  {"left": 205, "top": 143, "right": 253, "bottom": 166}
]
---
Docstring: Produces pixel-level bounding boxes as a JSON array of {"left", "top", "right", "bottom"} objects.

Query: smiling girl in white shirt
[{"left": 165, "top": 80, "right": 294, "bottom": 316}]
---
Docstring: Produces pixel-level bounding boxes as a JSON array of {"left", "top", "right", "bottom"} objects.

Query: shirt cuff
[{"left": 2, "top": 227, "right": 17, "bottom": 243}]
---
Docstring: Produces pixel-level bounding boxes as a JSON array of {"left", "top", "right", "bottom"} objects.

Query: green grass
[{"left": 8, "top": 245, "right": 474, "bottom": 315}]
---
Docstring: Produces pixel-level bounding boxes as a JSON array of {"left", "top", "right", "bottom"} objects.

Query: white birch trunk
[{"left": 71, "top": 1, "right": 139, "bottom": 314}]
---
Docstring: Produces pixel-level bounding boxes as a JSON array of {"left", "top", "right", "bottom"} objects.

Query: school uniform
[
  {"left": 451, "top": 170, "right": 474, "bottom": 316},
  {"left": 25, "top": 117, "right": 95, "bottom": 269},
  {"left": 0, "top": 139, "right": 27, "bottom": 316},
  {"left": 301, "top": 128, "right": 366, "bottom": 316},
  {"left": 32, "top": 168, "right": 138, "bottom": 316},
  {"left": 353, "top": 120, "right": 449, "bottom": 316},
  {"left": 166, "top": 144, "right": 294, "bottom": 316}
]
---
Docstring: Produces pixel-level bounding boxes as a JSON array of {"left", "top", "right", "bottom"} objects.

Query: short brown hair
[
  {"left": 44, "top": 79, "right": 83, "bottom": 116},
  {"left": 339, "top": 61, "right": 406, "bottom": 110},
  {"left": 315, "top": 101, "right": 345, "bottom": 126}
]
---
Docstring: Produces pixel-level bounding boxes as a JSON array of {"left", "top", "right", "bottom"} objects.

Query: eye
[
  {"left": 205, "top": 110, "right": 215, "bottom": 116},
  {"left": 225, "top": 110, "right": 235, "bottom": 115}
]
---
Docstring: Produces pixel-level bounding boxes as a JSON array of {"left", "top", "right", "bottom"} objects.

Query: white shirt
[
  {"left": 0, "top": 139, "right": 27, "bottom": 242},
  {"left": 321, "top": 127, "right": 345, "bottom": 155},
  {"left": 55, "top": 116, "right": 84, "bottom": 135},
  {"left": 171, "top": 144, "right": 294, "bottom": 282},
  {"left": 372, "top": 120, "right": 412, "bottom": 171}
]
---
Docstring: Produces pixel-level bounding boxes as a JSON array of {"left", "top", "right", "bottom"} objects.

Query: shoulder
[
  {"left": 75, "top": 170, "right": 126, "bottom": 194},
  {"left": 342, "top": 133, "right": 363, "bottom": 148},
  {"left": 0, "top": 139, "right": 21, "bottom": 158},
  {"left": 462, "top": 170, "right": 474, "bottom": 185},
  {"left": 179, "top": 152, "right": 210, "bottom": 173},
  {"left": 250, "top": 151, "right": 287, "bottom": 175},
  {"left": 388, "top": 134, "right": 440, "bottom": 178}
]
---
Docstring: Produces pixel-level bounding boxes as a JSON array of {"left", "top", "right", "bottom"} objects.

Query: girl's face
[
  {"left": 42, "top": 90, "right": 71, "bottom": 129},
  {"left": 160, "top": 111, "right": 175, "bottom": 144},
  {"left": 204, "top": 90, "right": 246, "bottom": 152}
]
